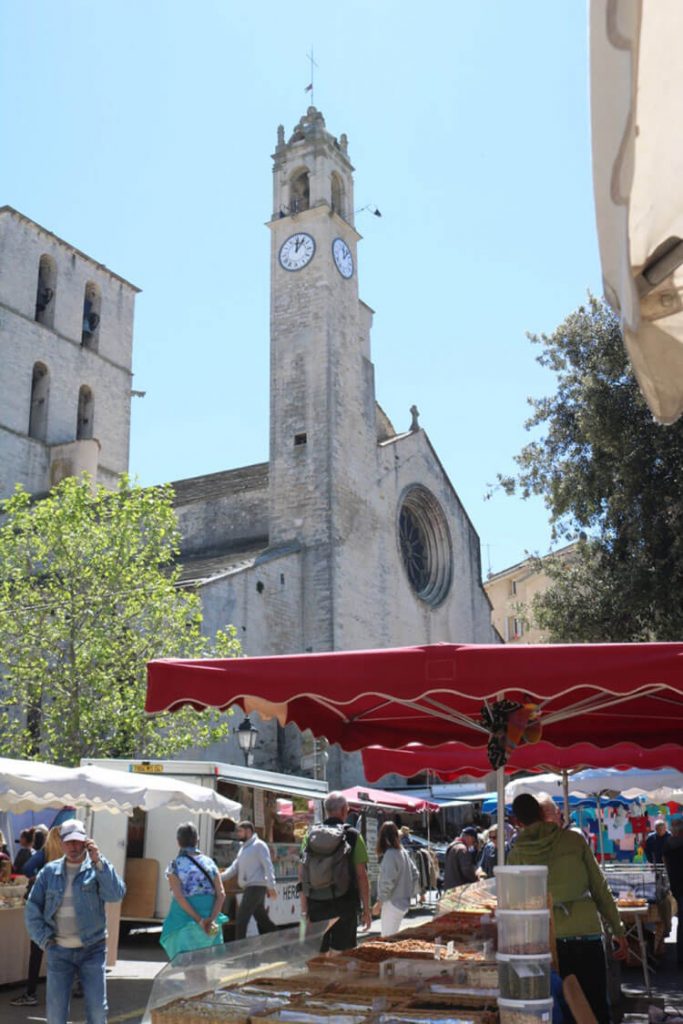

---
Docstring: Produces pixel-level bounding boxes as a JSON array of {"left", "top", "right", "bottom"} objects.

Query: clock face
[
  {"left": 332, "top": 237, "right": 354, "bottom": 279},
  {"left": 279, "top": 233, "right": 315, "bottom": 271}
]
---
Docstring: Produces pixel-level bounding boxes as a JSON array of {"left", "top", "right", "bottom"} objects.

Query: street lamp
[{"left": 235, "top": 716, "right": 258, "bottom": 766}]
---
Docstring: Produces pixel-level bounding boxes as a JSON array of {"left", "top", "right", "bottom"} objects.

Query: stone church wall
[
  {"left": 173, "top": 466, "right": 269, "bottom": 557},
  {"left": 0, "top": 209, "right": 135, "bottom": 497}
]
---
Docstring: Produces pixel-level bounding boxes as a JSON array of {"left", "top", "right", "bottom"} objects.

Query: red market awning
[
  {"left": 146, "top": 642, "right": 683, "bottom": 753},
  {"left": 361, "top": 741, "right": 683, "bottom": 783},
  {"left": 339, "top": 785, "right": 439, "bottom": 813}
]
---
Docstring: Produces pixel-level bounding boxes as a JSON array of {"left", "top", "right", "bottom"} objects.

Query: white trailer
[{"left": 82, "top": 758, "right": 327, "bottom": 931}]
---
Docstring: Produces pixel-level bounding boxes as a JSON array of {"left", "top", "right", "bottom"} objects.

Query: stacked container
[{"left": 494, "top": 866, "right": 553, "bottom": 1024}]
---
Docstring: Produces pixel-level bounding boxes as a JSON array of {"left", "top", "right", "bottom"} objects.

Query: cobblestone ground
[{"left": 1, "top": 911, "right": 680, "bottom": 1024}]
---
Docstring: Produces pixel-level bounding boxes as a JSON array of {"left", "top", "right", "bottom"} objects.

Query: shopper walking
[
  {"left": 160, "top": 822, "right": 227, "bottom": 959},
  {"left": 300, "top": 792, "right": 372, "bottom": 952},
  {"left": 221, "top": 820, "right": 278, "bottom": 940},
  {"left": 443, "top": 827, "right": 478, "bottom": 890},
  {"left": 372, "top": 821, "right": 419, "bottom": 936},
  {"left": 24, "top": 819, "right": 125, "bottom": 1024},
  {"left": 645, "top": 819, "right": 672, "bottom": 865},
  {"left": 13, "top": 828, "right": 35, "bottom": 875}
]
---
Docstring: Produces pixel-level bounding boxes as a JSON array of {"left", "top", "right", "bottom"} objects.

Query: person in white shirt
[{"left": 221, "top": 821, "right": 277, "bottom": 940}]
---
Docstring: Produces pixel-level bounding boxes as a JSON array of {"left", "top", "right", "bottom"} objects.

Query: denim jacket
[{"left": 25, "top": 855, "right": 126, "bottom": 950}]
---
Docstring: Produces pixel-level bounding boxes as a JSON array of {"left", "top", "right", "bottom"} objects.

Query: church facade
[
  {"left": 173, "top": 109, "right": 497, "bottom": 784},
  {"left": 0, "top": 109, "right": 496, "bottom": 787}
]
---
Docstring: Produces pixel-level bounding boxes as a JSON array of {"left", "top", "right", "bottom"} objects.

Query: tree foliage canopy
[
  {"left": 0, "top": 475, "right": 240, "bottom": 764},
  {"left": 501, "top": 296, "right": 683, "bottom": 641}
]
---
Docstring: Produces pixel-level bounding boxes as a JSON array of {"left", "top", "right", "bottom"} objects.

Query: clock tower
[{"left": 267, "top": 108, "right": 379, "bottom": 652}]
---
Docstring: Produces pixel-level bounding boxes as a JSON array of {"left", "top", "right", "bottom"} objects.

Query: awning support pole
[{"left": 497, "top": 766, "right": 506, "bottom": 866}]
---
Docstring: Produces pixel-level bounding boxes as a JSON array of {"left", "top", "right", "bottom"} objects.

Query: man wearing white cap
[{"left": 25, "top": 818, "right": 125, "bottom": 1024}]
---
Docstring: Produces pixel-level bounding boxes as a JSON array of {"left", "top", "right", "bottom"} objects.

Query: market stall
[
  {"left": 337, "top": 786, "right": 440, "bottom": 903},
  {"left": 145, "top": 641, "right": 683, "bottom": 1020},
  {"left": 83, "top": 758, "right": 326, "bottom": 931},
  {"left": 0, "top": 757, "right": 241, "bottom": 981}
]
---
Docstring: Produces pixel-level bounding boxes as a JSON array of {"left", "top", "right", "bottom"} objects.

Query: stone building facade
[
  {"left": 484, "top": 542, "right": 578, "bottom": 644},
  {"left": 0, "top": 206, "right": 138, "bottom": 499},
  {"left": 174, "top": 110, "right": 497, "bottom": 784},
  {"left": 0, "top": 111, "right": 497, "bottom": 787}
]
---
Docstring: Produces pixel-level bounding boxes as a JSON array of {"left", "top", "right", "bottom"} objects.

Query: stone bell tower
[{"left": 267, "top": 108, "right": 379, "bottom": 653}]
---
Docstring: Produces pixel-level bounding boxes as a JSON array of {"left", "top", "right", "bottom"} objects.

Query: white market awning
[
  {"left": 590, "top": 0, "right": 683, "bottom": 423},
  {"left": 506, "top": 767, "right": 683, "bottom": 802},
  {"left": 0, "top": 757, "right": 242, "bottom": 818}
]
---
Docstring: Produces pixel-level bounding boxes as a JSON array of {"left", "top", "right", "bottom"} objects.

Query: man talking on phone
[{"left": 25, "top": 818, "right": 125, "bottom": 1024}]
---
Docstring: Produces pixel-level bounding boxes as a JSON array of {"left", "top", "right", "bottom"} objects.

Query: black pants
[
  {"left": 307, "top": 896, "right": 358, "bottom": 952},
  {"left": 557, "top": 938, "right": 610, "bottom": 1024},
  {"left": 673, "top": 889, "right": 683, "bottom": 965},
  {"left": 235, "top": 886, "right": 276, "bottom": 940},
  {"left": 27, "top": 940, "right": 43, "bottom": 996}
]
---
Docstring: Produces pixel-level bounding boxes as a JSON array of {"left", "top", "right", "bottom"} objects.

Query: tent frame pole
[{"left": 497, "top": 767, "right": 506, "bottom": 866}]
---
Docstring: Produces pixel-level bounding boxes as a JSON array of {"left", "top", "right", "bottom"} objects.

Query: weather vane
[{"left": 305, "top": 47, "right": 318, "bottom": 105}]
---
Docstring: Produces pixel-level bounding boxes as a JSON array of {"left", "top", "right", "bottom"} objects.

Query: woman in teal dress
[{"left": 160, "top": 823, "right": 228, "bottom": 959}]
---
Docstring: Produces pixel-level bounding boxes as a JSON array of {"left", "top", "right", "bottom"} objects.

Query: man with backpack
[{"left": 299, "top": 792, "right": 371, "bottom": 951}]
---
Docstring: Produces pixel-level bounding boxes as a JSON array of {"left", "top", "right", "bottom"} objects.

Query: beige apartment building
[{"left": 484, "top": 543, "right": 577, "bottom": 643}]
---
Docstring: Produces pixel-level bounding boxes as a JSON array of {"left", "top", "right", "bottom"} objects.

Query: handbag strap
[{"left": 178, "top": 851, "right": 215, "bottom": 888}]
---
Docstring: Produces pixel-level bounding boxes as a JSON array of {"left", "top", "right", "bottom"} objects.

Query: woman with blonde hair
[{"left": 372, "top": 821, "right": 419, "bottom": 937}]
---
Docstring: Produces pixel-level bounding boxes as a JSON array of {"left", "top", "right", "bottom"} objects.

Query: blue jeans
[{"left": 46, "top": 941, "right": 107, "bottom": 1024}]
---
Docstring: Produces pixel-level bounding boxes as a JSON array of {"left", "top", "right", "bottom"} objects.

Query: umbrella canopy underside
[
  {"left": 361, "top": 741, "right": 683, "bottom": 782},
  {"left": 147, "top": 642, "right": 683, "bottom": 752}
]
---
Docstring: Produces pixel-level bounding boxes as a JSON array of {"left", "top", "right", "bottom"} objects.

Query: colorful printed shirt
[{"left": 166, "top": 847, "right": 218, "bottom": 897}]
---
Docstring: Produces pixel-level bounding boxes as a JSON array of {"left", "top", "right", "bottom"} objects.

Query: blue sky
[{"left": 0, "top": 1, "right": 600, "bottom": 576}]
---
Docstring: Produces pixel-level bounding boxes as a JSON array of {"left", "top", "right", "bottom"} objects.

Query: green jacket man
[{"left": 509, "top": 793, "right": 626, "bottom": 1024}]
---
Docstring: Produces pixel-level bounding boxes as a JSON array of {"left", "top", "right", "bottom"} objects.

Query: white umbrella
[
  {"left": 590, "top": 0, "right": 683, "bottom": 424},
  {"left": 506, "top": 767, "right": 683, "bottom": 802},
  {"left": 505, "top": 772, "right": 567, "bottom": 801},
  {"left": 0, "top": 757, "right": 241, "bottom": 818},
  {"left": 570, "top": 767, "right": 683, "bottom": 795}
]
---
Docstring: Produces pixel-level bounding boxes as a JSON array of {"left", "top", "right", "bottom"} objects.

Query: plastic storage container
[
  {"left": 498, "top": 998, "right": 554, "bottom": 1024},
  {"left": 496, "top": 952, "right": 552, "bottom": 1000},
  {"left": 494, "top": 865, "right": 548, "bottom": 910},
  {"left": 495, "top": 909, "right": 550, "bottom": 954}
]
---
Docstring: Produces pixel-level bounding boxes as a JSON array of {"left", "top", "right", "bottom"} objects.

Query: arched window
[
  {"left": 28, "top": 362, "right": 49, "bottom": 441},
  {"left": 289, "top": 169, "right": 310, "bottom": 214},
  {"left": 81, "top": 282, "right": 101, "bottom": 349},
  {"left": 331, "top": 172, "right": 344, "bottom": 218},
  {"left": 76, "top": 385, "right": 94, "bottom": 440},
  {"left": 35, "top": 254, "right": 57, "bottom": 327}
]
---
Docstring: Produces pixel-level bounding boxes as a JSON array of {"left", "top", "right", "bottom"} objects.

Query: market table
[
  {"left": 0, "top": 906, "right": 46, "bottom": 987},
  {"left": 618, "top": 906, "right": 651, "bottom": 996}
]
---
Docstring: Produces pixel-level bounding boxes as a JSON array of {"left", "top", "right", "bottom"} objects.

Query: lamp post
[{"left": 235, "top": 715, "right": 258, "bottom": 767}]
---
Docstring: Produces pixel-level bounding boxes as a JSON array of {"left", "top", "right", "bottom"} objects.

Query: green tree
[
  {"left": 0, "top": 475, "right": 240, "bottom": 764},
  {"left": 500, "top": 295, "right": 683, "bottom": 641}
]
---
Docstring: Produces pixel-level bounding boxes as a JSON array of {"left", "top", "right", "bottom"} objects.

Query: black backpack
[{"left": 300, "top": 823, "right": 356, "bottom": 901}]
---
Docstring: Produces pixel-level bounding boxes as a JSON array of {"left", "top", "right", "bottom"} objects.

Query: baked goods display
[
  {"left": 616, "top": 895, "right": 647, "bottom": 907},
  {"left": 0, "top": 877, "right": 28, "bottom": 909},
  {"left": 151, "top": 914, "right": 500, "bottom": 1024}
]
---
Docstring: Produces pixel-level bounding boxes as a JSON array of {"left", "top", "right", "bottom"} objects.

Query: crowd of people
[{"left": 2, "top": 790, "right": 681, "bottom": 1024}]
